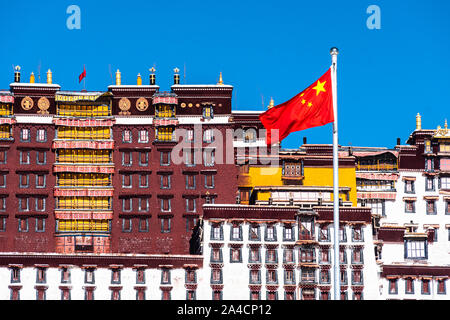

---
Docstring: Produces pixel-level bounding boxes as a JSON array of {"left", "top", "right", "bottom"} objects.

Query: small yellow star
[
  {"left": 312, "top": 80, "right": 326, "bottom": 96},
  {"left": 307, "top": 102, "right": 313, "bottom": 107},
  {"left": 301, "top": 99, "right": 306, "bottom": 104}
]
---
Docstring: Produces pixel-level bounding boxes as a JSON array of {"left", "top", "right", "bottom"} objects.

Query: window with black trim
[
  {"left": 266, "top": 269, "right": 278, "bottom": 284},
  {"left": 0, "top": 216, "right": 5, "bottom": 232},
  {"left": 404, "top": 180, "right": 415, "bottom": 194},
  {"left": 138, "top": 218, "right": 149, "bottom": 232},
  {"left": 35, "top": 217, "right": 45, "bottom": 232},
  {"left": 210, "top": 224, "right": 223, "bottom": 240},
  {"left": 265, "top": 224, "right": 277, "bottom": 242},
  {"left": 249, "top": 225, "right": 260, "bottom": 241},
  {"left": 18, "top": 218, "right": 28, "bottom": 232},
  {"left": 425, "top": 176, "right": 435, "bottom": 191},
  {"left": 284, "top": 269, "right": 295, "bottom": 285},
  {"left": 211, "top": 268, "right": 222, "bottom": 284},
  {"left": 111, "top": 269, "right": 121, "bottom": 284},
  {"left": 265, "top": 249, "right": 277, "bottom": 265},
  {"left": 160, "top": 151, "right": 170, "bottom": 166},
  {"left": 160, "top": 198, "right": 171, "bottom": 212},
  {"left": 405, "top": 200, "right": 416, "bottom": 213},
  {"left": 122, "top": 129, "right": 132, "bottom": 143},
  {"left": 138, "top": 130, "right": 149, "bottom": 143},
  {"left": 230, "top": 224, "right": 242, "bottom": 241},
  {"left": 351, "top": 270, "right": 363, "bottom": 285},
  {"left": 122, "top": 218, "right": 132, "bottom": 232},
  {"left": 249, "top": 247, "right": 261, "bottom": 263},
  {"left": 426, "top": 200, "right": 437, "bottom": 215},
  {"left": 283, "top": 248, "right": 295, "bottom": 263},
  {"left": 230, "top": 247, "right": 242, "bottom": 263},
  {"left": 283, "top": 225, "right": 295, "bottom": 241},
  {"left": 352, "top": 226, "right": 364, "bottom": 242},
  {"left": 160, "top": 217, "right": 171, "bottom": 233},
  {"left": 19, "top": 151, "right": 30, "bottom": 165},
  {"left": 20, "top": 128, "right": 30, "bottom": 142},
  {"left": 160, "top": 174, "right": 171, "bottom": 189},
  {"left": 405, "top": 239, "right": 427, "bottom": 259},
  {"left": 161, "top": 269, "right": 171, "bottom": 284},
  {"left": 249, "top": 269, "right": 261, "bottom": 284},
  {"left": 36, "top": 151, "right": 46, "bottom": 165},
  {"left": 185, "top": 174, "right": 196, "bottom": 190},
  {"left": 122, "top": 151, "right": 132, "bottom": 166},
  {"left": 138, "top": 152, "right": 149, "bottom": 167},
  {"left": 36, "top": 129, "right": 47, "bottom": 142}
]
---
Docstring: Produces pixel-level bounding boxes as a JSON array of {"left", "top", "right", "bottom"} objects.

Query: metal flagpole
[{"left": 330, "top": 47, "right": 340, "bottom": 300}]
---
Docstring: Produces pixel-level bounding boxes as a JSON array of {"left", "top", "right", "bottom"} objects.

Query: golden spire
[
  {"left": 217, "top": 72, "right": 223, "bottom": 85},
  {"left": 46, "top": 69, "right": 52, "bottom": 84},
  {"left": 268, "top": 97, "right": 274, "bottom": 109},
  {"left": 416, "top": 113, "right": 422, "bottom": 130},
  {"left": 30, "top": 72, "right": 35, "bottom": 83},
  {"left": 137, "top": 73, "right": 142, "bottom": 85},
  {"left": 445, "top": 119, "right": 448, "bottom": 130},
  {"left": 115, "top": 69, "right": 121, "bottom": 86}
]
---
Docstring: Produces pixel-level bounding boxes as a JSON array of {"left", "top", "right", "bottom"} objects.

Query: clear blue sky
[{"left": 1, "top": 0, "right": 449, "bottom": 149}]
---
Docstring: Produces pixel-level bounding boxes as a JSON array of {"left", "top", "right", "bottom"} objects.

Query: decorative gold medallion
[
  {"left": 118, "top": 97, "right": 131, "bottom": 115},
  {"left": 196, "top": 103, "right": 200, "bottom": 108},
  {"left": 188, "top": 103, "right": 193, "bottom": 108},
  {"left": 37, "top": 97, "right": 50, "bottom": 114},
  {"left": 136, "top": 97, "right": 149, "bottom": 112},
  {"left": 180, "top": 103, "right": 186, "bottom": 108},
  {"left": 21, "top": 96, "right": 34, "bottom": 110}
]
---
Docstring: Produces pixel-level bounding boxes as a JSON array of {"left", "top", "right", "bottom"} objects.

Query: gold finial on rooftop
[
  {"left": 46, "top": 69, "right": 52, "bottom": 84},
  {"left": 137, "top": 73, "right": 142, "bottom": 85},
  {"left": 217, "top": 72, "right": 223, "bottom": 85},
  {"left": 416, "top": 113, "right": 422, "bottom": 130},
  {"left": 115, "top": 69, "right": 121, "bottom": 86},
  {"left": 268, "top": 97, "right": 274, "bottom": 109},
  {"left": 30, "top": 72, "right": 35, "bottom": 83}
]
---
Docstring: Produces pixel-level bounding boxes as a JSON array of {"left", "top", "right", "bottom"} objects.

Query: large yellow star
[{"left": 312, "top": 80, "right": 326, "bottom": 96}]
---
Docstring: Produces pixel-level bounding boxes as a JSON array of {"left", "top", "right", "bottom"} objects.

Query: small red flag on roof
[{"left": 78, "top": 65, "right": 86, "bottom": 83}]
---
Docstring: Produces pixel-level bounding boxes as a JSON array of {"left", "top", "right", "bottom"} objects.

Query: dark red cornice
[{"left": 0, "top": 253, "right": 203, "bottom": 269}]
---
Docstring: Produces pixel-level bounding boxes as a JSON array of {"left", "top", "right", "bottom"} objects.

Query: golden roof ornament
[
  {"left": 46, "top": 69, "right": 52, "bottom": 84},
  {"left": 268, "top": 98, "right": 274, "bottom": 109},
  {"left": 416, "top": 113, "right": 421, "bottom": 130},
  {"left": 137, "top": 73, "right": 142, "bottom": 85},
  {"left": 115, "top": 69, "right": 121, "bottom": 86},
  {"left": 30, "top": 72, "right": 35, "bottom": 83},
  {"left": 433, "top": 119, "right": 450, "bottom": 138},
  {"left": 217, "top": 72, "right": 223, "bottom": 85}
]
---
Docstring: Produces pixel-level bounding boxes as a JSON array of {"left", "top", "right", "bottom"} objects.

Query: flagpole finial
[
  {"left": 330, "top": 47, "right": 339, "bottom": 66},
  {"left": 330, "top": 47, "right": 339, "bottom": 55}
]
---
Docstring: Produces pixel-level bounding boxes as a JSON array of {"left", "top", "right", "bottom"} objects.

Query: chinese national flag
[
  {"left": 78, "top": 65, "right": 86, "bottom": 83},
  {"left": 259, "top": 69, "right": 334, "bottom": 145}
]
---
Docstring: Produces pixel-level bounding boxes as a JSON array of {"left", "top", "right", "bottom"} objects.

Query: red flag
[
  {"left": 78, "top": 65, "right": 86, "bottom": 83},
  {"left": 259, "top": 69, "right": 334, "bottom": 145}
]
